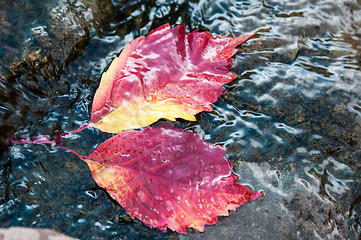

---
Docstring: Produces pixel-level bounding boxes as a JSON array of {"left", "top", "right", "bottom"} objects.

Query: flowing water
[{"left": 0, "top": 0, "right": 360, "bottom": 239}]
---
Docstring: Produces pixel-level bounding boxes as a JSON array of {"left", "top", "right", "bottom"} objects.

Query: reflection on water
[{"left": 1, "top": 0, "right": 361, "bottom": 239}]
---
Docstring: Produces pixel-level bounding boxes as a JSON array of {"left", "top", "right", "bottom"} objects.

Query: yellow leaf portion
[{"left": 92, "top": 96, "right": 197, "bottom": 133}]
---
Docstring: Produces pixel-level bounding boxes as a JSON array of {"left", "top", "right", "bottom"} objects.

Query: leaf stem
[
  {"left": 10, "top": 123, "right": 90, "bottom": 158},
  {"left": 53, "top": 123, "right": 90, "bottom": 143}
]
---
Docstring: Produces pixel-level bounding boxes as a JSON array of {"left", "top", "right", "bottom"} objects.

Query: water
[{"left": 1, "top": 0, "right": 360, "bottom": 239}]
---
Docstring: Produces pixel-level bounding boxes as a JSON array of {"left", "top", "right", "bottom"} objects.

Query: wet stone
[{"left": 20, "top": 0, "right": 94, "bottom": 68}]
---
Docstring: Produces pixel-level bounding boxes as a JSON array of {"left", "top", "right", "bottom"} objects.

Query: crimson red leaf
[
  {"left": 89, "top": 24, "right": 254, "bottom": 133},
  {"left": 80, "top": 124, "right": 263, "bottom": 233}
]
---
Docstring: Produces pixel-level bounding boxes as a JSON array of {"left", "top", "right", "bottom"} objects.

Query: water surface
[{"left": 0, "top": 0, "right": 360, "bottom": 239}]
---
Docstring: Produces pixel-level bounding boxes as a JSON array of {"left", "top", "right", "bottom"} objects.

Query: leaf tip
[{"left": 251, "top": 190, "right": 265, "bottom": 201}]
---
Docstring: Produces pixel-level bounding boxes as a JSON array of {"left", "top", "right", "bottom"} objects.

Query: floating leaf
[
  {"left": 80, "top": 124, "right": 263, "bottom": 233},
  {"left": 90, "top": 24, "right": 254, "bottom": 133}
]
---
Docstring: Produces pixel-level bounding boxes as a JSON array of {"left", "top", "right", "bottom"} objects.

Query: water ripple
[{"left": 1, "top": 0, "right": 361, "bottom": 239}]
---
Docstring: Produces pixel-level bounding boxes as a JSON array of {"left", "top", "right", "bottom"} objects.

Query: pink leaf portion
[{"left": 81, "top": 124, "right": 263, "bottom": 233}]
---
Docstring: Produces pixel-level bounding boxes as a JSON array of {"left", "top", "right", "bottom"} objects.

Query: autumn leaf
[
  {"left": 80, "top": 124, "right": 263, "bottom": 233},
  {"left": 90, "top": 24, "right": 254, "bottom": 133}
]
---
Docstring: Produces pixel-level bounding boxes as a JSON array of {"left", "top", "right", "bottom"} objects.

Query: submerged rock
[
  {"left": 0, "top": 0, "right": 101, "bottom": 151},
  {"left": 20, "top": 0, "right": 94, "bottom": 69}
]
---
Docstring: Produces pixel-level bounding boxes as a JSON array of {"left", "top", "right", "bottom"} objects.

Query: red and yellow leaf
[
  {"left": 81, "top": 124, "right": 263, "bottom": 233},
  {"left": 90, "top": 24, "right": 254, "bottom": 133}
]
